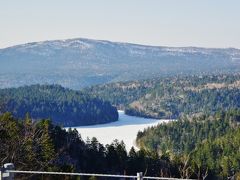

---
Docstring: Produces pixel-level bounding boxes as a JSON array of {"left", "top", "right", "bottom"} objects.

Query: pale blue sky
[{"left": 0, "top": 0, "right": 240, "bottom": 48}]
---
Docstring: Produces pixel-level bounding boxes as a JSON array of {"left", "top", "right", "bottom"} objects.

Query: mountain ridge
[
  {"left": 1, "top": 37, "right": 240, "bottom": 50},
  {"left": 1, "top": 37, "right": 240, "bottom": 89}
]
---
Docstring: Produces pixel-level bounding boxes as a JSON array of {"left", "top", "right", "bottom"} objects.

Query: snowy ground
[{"left": 69, "top": 111, "right": 173, "bottom": 152}]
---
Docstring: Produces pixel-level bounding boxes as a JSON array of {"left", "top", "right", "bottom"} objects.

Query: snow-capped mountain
[{"left": 0, "top": 38, "right": 240, "bottom": 89}]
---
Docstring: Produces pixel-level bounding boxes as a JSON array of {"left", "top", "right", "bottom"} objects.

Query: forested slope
[
  {"left": 0, "top": 84, "right": 118, "bottom": 126},
  {"left": 86, "top": 74, "right": 240, "bottom": 119},
  {"left": 0, "top": 112, "right": 179, "bottom": 179},
  {"left": 136, "top": 109, "right": 240, "bottom": 179},
  {"left": 83, "top": 79, "right": 157, "bottom": 109},
  {"left": 1, "top": 110, "right": 240, "bottom": 179}
]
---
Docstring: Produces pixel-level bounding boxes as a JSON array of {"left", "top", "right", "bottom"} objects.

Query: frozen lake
[{"left": 69, "top": 111, "right": 173, "bottom": 151}]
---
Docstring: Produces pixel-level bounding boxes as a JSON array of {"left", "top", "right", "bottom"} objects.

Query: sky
[{"left": 0, "top": 0, "right": 240, "bottom": 49}]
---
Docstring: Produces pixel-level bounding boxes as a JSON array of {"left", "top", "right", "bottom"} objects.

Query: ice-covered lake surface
[{"left": 69, "top": 111, "right": 173, "bottom": 151}]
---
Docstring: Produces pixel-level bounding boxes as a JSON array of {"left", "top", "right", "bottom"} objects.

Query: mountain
[
  {"left": 0, "top": 38, "right": 240, "bottom": 89},
  {"left": 0, "top": 84, "right": 118, "bottom": 126}
]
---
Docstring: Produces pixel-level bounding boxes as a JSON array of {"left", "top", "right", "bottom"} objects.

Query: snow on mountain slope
[{"left": 0, "top": 38, "right": 240, "bottom": 89}]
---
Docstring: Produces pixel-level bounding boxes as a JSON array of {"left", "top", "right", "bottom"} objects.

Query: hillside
[
  {"left": 136, "top": 110, "right": 240, "bottom": 154},
  {"left": 1, "top": 109, "right": 240, "bottom": 179},
  {"left": 136, "top": 109, "right": 240, "bottom": 179},
  {"left": 0, "top": 84, "right": 118, "bottom": 126},
  {"left": 0, "top": 112, "right": 179, "bottom": 179},
  {"left": 85, "top": 74, "right": 240, "bottom": 119},
  {"left": 126, "top": 74, "right": 240, "bottom": 118},
  {"left": 83, "top": 79, "right": 157, "bottom": 109},
  {"left": 0, "top": 38, "right": 240, "bottom": 89}
]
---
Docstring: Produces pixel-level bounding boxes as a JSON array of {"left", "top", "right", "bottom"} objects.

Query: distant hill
[
  {"left": 0, "top": 38, "right": 240, "bottom": 89},
  {"left": 85, "top": 74, "right": 240, "bottom": 119},
  {"left": 0, "top": 84, "right": 118, "bottom": 126}
]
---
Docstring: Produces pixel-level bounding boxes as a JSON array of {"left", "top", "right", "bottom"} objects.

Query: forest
[
  {"left": 1, "top": 109, "right": 240, "bottom": 179},
  {"left": 0, "top": 112, "right": 179, "bottom": 179},
  {"left": 3, "top": 74, "right": 240, "bottom": 126},
  {"left": 1, "top": 74, "right": 240, "bottom": 179},
  {"left": 0, "top": 84, "right": 118, "bottom": 126},
  {"left": 85, "top": 73, "right": 240, "bottom": 119},
  {"left": 136, "top": 109, "right": 240, "bottom": 179}
]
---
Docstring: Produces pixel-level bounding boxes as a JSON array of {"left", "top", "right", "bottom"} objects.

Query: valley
[
  {"left": 1, "top": 1, "right": 240, "bottom": 179},
  {"left": 1, "top": 39, "right": 240, "bottom": 179}
]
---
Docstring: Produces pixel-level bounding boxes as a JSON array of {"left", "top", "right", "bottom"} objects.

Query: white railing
[{"left": 0, "top": 163, "right": 194, "bottom": 180}]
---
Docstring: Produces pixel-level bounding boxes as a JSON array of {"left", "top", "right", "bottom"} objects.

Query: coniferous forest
[
  {"left": 0, "top": 112, "right": 176, "bottom": 179},
  {"left": 86, "top": 73, "right": 240, "bottom": 119},
  {"left": 1, "top": 74, "right": 240, "bottom": 179},
  {"left": 1, "top": 109, "right": 240, "bottom": 179},
  {"left": 0, "top": 84, "right": 118, "bottom": 126},
  {"left": 1, "top": 1, "right": 240, "bottom": 179}
]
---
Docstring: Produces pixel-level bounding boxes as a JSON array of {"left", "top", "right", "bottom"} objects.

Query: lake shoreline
[{"left": 69, "top": 110, "right": 174, "bottom": 151}]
